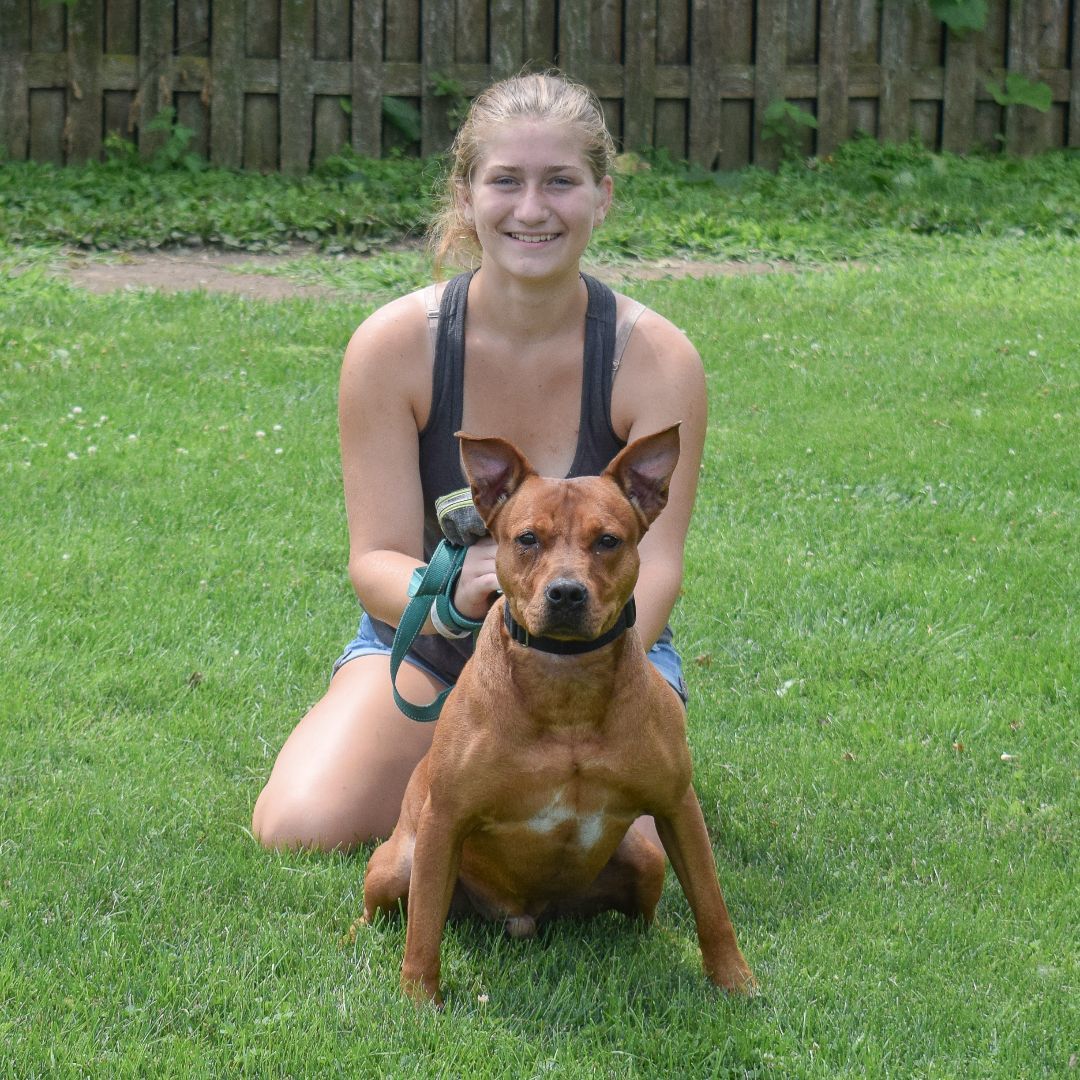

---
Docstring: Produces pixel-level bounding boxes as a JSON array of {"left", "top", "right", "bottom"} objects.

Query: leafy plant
[
  {"left": 927, "top": 0, "right": 987, "bottom": 33},
  {"left": 381, "top": 97, "right": 422, "bottom": 145},
  {"left": 103, "top": 107, "right": 206, "bottom": 173},
  {"left": 430, "top": 73, "right": 471, "bottom": 133},
  {"left": 986, "top": 72, "right": 1053, "bottom": 112},
  {"left": 762, "top": 100, "right": 819, "bottom": 162}
]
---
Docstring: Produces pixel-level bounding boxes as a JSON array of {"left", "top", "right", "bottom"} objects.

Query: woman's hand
[{"left": 451, "top": 536, "right": 500, "bottom": 621}]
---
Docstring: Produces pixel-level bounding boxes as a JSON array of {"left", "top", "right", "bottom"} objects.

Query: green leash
[{"left": 390, "top": 539, "right": 484, "bottom": 722}]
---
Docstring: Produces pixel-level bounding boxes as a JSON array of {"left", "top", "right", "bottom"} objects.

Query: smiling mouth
[{"left": 508, "top": 232, "right": 559, "bottom": 244}]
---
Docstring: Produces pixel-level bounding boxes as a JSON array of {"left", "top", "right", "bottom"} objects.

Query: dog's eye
[
  {"left": 598, "top": 534, "right": 621, "bottom": 550},
  {"left": 516, "top": 531, "right": 538, "bottom": 547}
]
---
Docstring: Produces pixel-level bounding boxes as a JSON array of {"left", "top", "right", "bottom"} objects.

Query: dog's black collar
[{"left": 502, "top": 598, "right": 637, "bottom": 655}]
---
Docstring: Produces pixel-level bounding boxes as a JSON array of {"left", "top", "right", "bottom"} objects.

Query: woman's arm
[
  {"left": 338, "top": 295, "right": 435, "bottom": 627},
  {"left": 610, "top": 308, "right": 708, "bottom": 649}
]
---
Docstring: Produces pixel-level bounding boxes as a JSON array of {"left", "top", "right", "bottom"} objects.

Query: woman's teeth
[{"left": 510, "top": 233, "right": 557, "bottom": 243}]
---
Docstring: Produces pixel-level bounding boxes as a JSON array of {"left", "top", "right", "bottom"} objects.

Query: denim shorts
[{"left": 333, "top": 613, "right": 689, "bottom": 707}]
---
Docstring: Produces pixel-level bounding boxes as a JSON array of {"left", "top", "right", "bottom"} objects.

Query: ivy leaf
[
  {"left": 382, "top": 97, "right": 422, "bottom": 143},
  {"left": 986, "top": 73, "right": 1053, "bottom": 112},
  {"left": 928, "top": 0, "right": 987, "bottom": 32}
]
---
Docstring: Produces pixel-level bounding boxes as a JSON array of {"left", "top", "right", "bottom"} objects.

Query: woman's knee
[{"left": 251, "top": 780, "right": 383, "bottom": 852}]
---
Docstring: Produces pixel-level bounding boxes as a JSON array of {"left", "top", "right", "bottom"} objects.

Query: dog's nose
[{"left": 544, "top": 578, "right": 588, "bottom": 611}]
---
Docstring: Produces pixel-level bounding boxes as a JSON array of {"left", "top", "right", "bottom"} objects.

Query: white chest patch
[{"left": 526, "top": 789, "right": 607, "bottom": 851}]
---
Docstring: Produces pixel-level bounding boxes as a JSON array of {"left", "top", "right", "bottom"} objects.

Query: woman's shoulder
[
  {"left": 612, "top": 290, "right": 702, "bottom": 368},
  {"left": 342, "top": 284, "right": 444, "bottom": 372}
]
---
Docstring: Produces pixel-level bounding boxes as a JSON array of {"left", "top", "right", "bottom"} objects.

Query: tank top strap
[
  {"left": 422, "top": 271, "right": 474, "bottom": 445},
  {"left": 422, "top": 283, "right": 441, "bottom": 358},
  {"left": 613, "top": 299, "right": 647, "bottom": 372},
  {"left": 570, "top": 273, "right": 626, "bottom": 477}
]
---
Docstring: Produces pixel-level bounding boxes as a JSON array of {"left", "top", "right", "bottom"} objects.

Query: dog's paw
[
  {"left": 339, "top": 913, "right": 372, "bottom": 947},
  {"left": 708, "top": 959, "right": 759, "bottom": 996}
]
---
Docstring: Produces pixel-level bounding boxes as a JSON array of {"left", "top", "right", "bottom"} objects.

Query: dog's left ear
[
  {"left": 604, "top": 423, "right": 681, "bottom": 528},
  {"left": 457, "top": 433, "right": 535, "bottom": 527}
]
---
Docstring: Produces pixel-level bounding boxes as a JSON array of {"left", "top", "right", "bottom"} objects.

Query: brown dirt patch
[{"left": 57, "top": 247, "right": 806, "bottom": 300}]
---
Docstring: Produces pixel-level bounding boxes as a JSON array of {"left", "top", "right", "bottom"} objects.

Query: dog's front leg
[
  {"left": 655, "top": 788, "right": 757, "bottom": 994},
  {"left": 400, "top": 796, "right": 464, "bottom": 1007}
]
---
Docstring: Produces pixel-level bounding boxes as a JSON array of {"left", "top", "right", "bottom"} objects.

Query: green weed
[{"left": 2, "top": 142, "right": 1076, "bottom": 261}]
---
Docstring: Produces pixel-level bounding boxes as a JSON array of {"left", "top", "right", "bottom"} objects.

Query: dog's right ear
[{"left": 457, "top": 433, "right": 535, "bottom": 527}]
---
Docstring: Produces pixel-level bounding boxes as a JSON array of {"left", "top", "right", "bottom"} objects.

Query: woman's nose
[{"left": 515, "top": 183, "right": 548, "bottom": 223}]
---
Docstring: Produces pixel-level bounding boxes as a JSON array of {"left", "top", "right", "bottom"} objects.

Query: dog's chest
[
  {"left": 518, "top": 784, "right": 611, "bottom": 852},
  {"left": 476, "top": 742, "right": 639, "bottom": 862}
]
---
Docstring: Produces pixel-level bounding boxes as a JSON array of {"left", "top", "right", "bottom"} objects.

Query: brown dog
[{"left": 361, "top": 425, "right": 756, "bottom": 1005}]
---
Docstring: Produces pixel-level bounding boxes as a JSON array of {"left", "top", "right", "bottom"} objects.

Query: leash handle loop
[{"left": 390, "top": 540, "right": 480, "bottom": 723}]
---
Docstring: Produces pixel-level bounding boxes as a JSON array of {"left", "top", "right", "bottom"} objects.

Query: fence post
[
  {"left": 624, "top": 0, "right": 658, "bottom": 151},
  {"left": 491, "top": 0, "right": 525, "bottom": 79},
  {"left": 558, "top": 0, "right": 591, "bottom": 84},
  {"left": 688, "top": 0, "right": 721, "bottom": 168},
  {"left": 880, "top": 0, "right": 912, "bottom": 143},
  {"left": 753, "top": 0, "right": 787, "bottom": 168},
  {"left": 0, "top": 0, "right": 30, "bottom": 160},
  {"left": 352, "top": 0, "right": 384, "bottom": 157},
  {"left": 1071, "top": 0, "right": 1080, "bottom": 147},
  {"left": 281, "top": 0, "right": 315, "bottom": 173},
  {"left": 137, "top": 0, "right": 174, "bottom": 161},
  {"left": 421, "top": 0, "right": 456, "bottom": 156},
  {"left": 817, "top": 0, "right": 850, "bottom": 156},
  {"left": 68, "top": 0, "right": 104, "bottom": 163},
  {"left": 210, "top": 0, "right": 244, "bottom": 169},
  {"left": 942, "top": 30, "right": 976, "bottom": 153},
  {"left": 1005, "top": 0, "right": 1045, "bottom": 154}
]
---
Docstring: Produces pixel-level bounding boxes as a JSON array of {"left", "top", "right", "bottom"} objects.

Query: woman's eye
[
  {"left": 598, "top": 534, "right": 621, "bottom": 550},
  {"left": 517, "top": 531, "right": 538, "bottom": 547}
]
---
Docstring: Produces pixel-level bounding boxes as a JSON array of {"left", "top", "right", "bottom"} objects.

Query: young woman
[{"left": 252, "top": 72, "right": 707, "bottom": 851}]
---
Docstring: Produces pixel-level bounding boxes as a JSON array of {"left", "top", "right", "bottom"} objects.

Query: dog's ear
[
  {"left": 603, "top": 423, "right": 681, "bottom": 528},
  {"left": 457, "top": 433, "right": 535, "bottom": 526}
]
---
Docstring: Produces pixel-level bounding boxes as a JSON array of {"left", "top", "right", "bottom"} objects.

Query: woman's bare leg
[{"left": 251, "top": 655, "right": 446, "bottom": 851}]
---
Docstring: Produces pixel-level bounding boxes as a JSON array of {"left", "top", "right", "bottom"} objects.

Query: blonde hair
[{"left": 429, "top": 71, "right": 617, "bottom": 276}]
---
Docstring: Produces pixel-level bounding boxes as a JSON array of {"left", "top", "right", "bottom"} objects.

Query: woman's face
[{"left": 461, "top": 120, "right": 613, "bottom": 282}]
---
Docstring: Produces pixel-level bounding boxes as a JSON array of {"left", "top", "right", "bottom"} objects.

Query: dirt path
[{"left": 59, "top": 246, "right": 801, "bottom": 300}]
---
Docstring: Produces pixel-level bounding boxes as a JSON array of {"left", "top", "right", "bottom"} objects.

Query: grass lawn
[{"left": 1, "top": 211, "right": 1077, "bottom": 1070}]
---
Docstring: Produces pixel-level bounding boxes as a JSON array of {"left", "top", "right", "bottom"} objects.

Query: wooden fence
[{"left": 1, "top": 0, "right": 1077, "bottom": 173}]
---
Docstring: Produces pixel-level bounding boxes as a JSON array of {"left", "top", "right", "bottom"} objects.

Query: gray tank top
[{"left": 367, "top": 270, "right": 647, "bottom": 682}]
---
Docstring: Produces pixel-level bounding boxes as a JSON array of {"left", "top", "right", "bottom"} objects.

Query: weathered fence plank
[
  {"left": 0, "top": 0, "right": 31, "bottom": 160},
  {"left": 137, "top": 0, "right": 174, "bottom": 160},
  {"left": 281, "top": 0, "right": 315, "bottom": 173},
  {"left": 817, "top": 0, "right": 851, "bottom": 155},
  {"left": 351, "top": 0, "right": 383, "bottom": 156},
  {"left": 210, "top": 0, "right": 244, "bottom": 168},
  {"left": 879, "top": 1, "right": 911, "bottom": 142},
  {"left": 491, "top": 0, "right": 525, "bottom": 79},
  {"left": 421, "top": 0, "right": 455, "bottom": 155},
  {"left": 1072, "top": 0, "right": 1080, "bottom": 149},
  {"left": 753, "top": 0, "right": 788, "bottom": 168},
  {"left": 623, "top": 0, "right": 657, "bottom": 150},
  {"left": 68, "top": 0, "right": 104, "bottom": 163},
  {"left": 942, "top": 31, "right": 976, "bottom": 153},
  {"left": 558, "top": 0, "right": 591, "bottom": 84},
  {"left": 687, "top": 0, "right": 720, "bottom": 169}
]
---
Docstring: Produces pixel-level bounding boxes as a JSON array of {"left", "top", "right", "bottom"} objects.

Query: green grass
[{"left": 2, "top": 190, "right": 1078, "bottom": 1072}]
